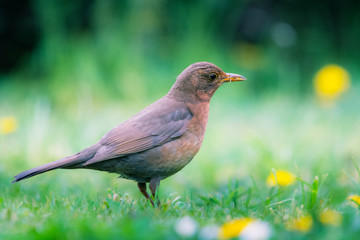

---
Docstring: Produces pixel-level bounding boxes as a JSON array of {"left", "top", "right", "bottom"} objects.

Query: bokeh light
[
  {"left": 218, "top": 218, "right": 254, "bottom": 239},
  {"left": 314, "top": 64, "right": 350, "bottom": 101},
  {"left": 0, "top": 116, "right": 18, "bottom": 135},
  {"left": 286, "top": 215, "right": 313, "bottom": 233},
  {"left": 319, "top": 209, "right": 342, "bottom": 227},
  {"left": 266, "top": 170, "right": 296, "bottom": 187}
]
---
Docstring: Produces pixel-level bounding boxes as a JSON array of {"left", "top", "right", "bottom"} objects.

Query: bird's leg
[
  {"left": 137, "top": 182, "right": 155, "bottom": 206},
  {"left": 149, "top": 177, "right": 161, "bottom": 207}
]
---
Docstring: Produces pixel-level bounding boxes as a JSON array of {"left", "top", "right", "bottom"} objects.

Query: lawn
[{"left": 1, "top": 84, "right": 360, "bottom": 239}]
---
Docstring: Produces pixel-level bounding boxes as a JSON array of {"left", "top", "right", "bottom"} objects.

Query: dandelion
[
  {"left": 319, "top": 209, "right": 342, "bottom": 226},
  {"left": 286, "top": 215, "right": 313, "bottom": 233},
  {"left": 266, "top": 170, "right": 296, "bottom": 187},
  {"left": 241, "top": 220, "right": 272, "bottom": 240},
  {"left": 218, "top": 218, "right": 254, "bottom": 239},
  {"left": 199, "top": 225, "right": 219, "bottom": 240},
  {"left": 175, "top": 216, "right": 198, "bottom": 237},
  {"left": 347, "top": 194, "right": 360, "bottom": 206},
  {"left": 0, "top": 116, "right": 18, "bottom": 134},
  {"left": 314, "top": 64, "right": 350, "bottom": 101}
]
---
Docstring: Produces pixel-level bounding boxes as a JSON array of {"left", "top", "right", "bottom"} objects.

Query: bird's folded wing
[{"left": 83, "top": 106, "right": 193, "bottom": 165}]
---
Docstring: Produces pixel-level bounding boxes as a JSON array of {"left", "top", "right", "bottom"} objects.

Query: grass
[
  {"left": 1, "top": 84, "right": 360, "bottom": 239},
  {"left": 1, "top": 0, "right": 359, "bottom": 238}
]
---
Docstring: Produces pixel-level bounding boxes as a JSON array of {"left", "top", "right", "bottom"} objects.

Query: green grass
[
  {"left": 1, "top": 85, "right": 360, "bottom": 239},
  {"left": 1, "top": 0, "right": 359, "bottom": 238}
]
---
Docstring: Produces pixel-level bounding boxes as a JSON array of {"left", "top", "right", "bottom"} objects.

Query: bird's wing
[{"left": 83, "top": 104, "right": 192, "bottom": 165}]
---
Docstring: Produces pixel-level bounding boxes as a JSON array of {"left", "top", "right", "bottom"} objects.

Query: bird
[{"left": 12, "top": 62, "right": 246, "bottom": 206}]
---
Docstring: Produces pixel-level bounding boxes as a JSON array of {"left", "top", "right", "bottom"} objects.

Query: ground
[{"left": 1, "top": 89, "right": 360, "bottom": 239}]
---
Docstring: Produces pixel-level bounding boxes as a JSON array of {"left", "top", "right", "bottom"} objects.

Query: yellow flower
[
  {"left": 287, "top": 215, "right": 313, "bottom": 233},
  {"left": 347, "top": 194, "right": 360, "bottom": 206},
  {"left": 319, "top": 209, "right": 342, "bottom": 226},
  {"left": 314, "top": 64, "right": 350, "bottom": 100},
  {"left": 0, "top": 116, "right": 18, "bottom": 134},
  {"left": 218, "top": 218, "right": 254, "bottom": 239},
  {"left": 266, "top": 170, "right": 296, "bottom": 187}
]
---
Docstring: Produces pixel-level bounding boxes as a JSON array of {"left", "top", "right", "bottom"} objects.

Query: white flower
[
  {"left": 199, "top": 225, "right": 219, "bottom": 240},
  {"left": 175, "top": 216, "right": 198, "bottom": 237},
  {"left": 240, "top": 221, "right": 272, "bottom": 240}
]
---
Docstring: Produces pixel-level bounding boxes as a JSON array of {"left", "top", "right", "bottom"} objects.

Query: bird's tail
[
  {"left": 12, "top": 154, "right": 83, "bottom": 183},
  {"left": 12, "top": 144, "right": 100, "bottom": 183}
]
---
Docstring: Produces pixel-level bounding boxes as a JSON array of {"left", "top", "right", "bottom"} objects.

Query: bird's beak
[{"left": 220, "top": 73, "right": 247, "bottom": 83}]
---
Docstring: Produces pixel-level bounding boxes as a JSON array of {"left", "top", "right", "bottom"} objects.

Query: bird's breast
[
  {"left": 140, "top": 102, "right": 210, "bottom": 178},
  {"left": 186, "top": 101, "right": 210, "bottom": 138},
  {"left": 163, "top": 101, "right": 211, "bottom": 165}
]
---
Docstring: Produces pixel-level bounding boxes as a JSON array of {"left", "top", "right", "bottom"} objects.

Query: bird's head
[{"left": 169, "top": 62, "right": 246, "bottom": 102}]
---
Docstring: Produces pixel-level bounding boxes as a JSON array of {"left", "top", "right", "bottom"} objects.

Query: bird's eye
[{"left": 209, "top": 73, "right": 218, "bottom": 81}]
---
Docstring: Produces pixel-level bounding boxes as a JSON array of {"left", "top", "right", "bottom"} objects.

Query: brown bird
[{"left": 13, "top": 62, "right": 246, "bottom": 206}]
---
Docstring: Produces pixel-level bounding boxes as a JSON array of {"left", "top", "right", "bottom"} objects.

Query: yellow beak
[{"left": 220, "top": 73, "right": 247, "bottom": 83}]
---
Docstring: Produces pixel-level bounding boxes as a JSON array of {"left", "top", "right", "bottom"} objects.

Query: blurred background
[
  {"left": 1, "top": 0, "right": 359, "bottom": 96},
  {"left": 1, "top": 0, "right": 360, "bottom": 199}
]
